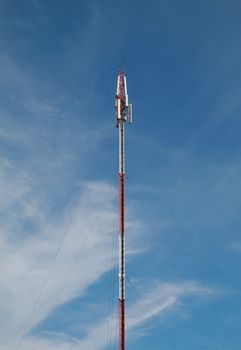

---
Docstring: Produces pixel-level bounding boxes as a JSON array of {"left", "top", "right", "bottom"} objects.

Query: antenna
[{"left": 115, "top": 70, "right": 132, "bottom": 350}]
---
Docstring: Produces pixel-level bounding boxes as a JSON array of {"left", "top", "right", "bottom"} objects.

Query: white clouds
[
  {"left": 40, "top": 280, "right": 211, "bottom": 350},
  {"left": 0, "top": 176, "right": 117, "bottom": 345},
  {"left": 126, "top": 280, "right": 213, "bottom": 330}
]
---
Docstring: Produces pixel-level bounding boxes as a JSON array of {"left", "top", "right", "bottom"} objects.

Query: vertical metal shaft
[{"left": 119, "top": 121, "right": 125, "bottom": 350}]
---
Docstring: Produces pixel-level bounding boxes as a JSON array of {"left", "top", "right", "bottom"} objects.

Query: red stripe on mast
[{"left": 119, "top": 299, "right": 125, "bottom": 350}]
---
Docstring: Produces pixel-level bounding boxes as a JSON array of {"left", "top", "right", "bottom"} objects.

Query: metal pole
[
  {"left": 119, "top": 121, "right": 125, "bottom": 350},
  {"left": 115, "top": 69, "right": 132, "bottom": 350}
]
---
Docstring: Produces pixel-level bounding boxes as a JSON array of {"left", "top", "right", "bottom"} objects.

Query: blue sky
[{"left": 0, "top": 0, "right": 241, "bottom": 349}]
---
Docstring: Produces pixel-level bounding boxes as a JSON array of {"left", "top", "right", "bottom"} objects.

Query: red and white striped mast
[{"left": 115, "top": 70, "right": 132, "bottom": 350}]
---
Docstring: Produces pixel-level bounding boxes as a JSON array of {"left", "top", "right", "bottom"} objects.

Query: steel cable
[
  {"left": 32, "top": 209, "right": 102, "bottom": 350},
  {"left": 161, "top": 187, "right": 234, "bottom": 350},
  {"left": 106, "top": 178, "right": 119, "bottom": 349},
  {"left": 126, "top": 277, "right": 179, "bottom": 350},
  {"left": 126, "top": 176, "right": 223, "bottom": 350},
  {"left": 15, "top": 194, "right": 83, "bottom": 350}
]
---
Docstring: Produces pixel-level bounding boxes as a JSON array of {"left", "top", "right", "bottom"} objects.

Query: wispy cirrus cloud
[
  {"left": 33, "top": 280, "right": 213, "bottom": 350},
  {"left": 0, "top": 274, "right": 215, "bottom": 350},
  {"left": 0, "top": 177, "right": 116, "bottom": 348}
]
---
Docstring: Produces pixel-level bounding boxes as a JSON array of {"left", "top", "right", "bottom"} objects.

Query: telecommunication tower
[{"left": 115, "top": 70, "right": 132, "bottom": 350}]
